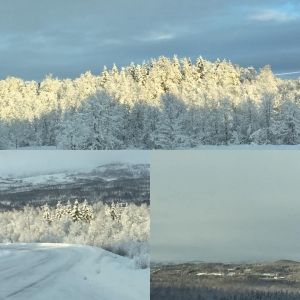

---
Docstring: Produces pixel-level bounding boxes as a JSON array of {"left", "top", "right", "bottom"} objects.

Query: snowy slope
[
  {"left": 0, "top": 163, "right": 149, "bottom": 192},
  {"left": 0, "top": 163, "right": 150, "bottom": 209},
  {"left": 0, "top": 243, "right": 149, "bottom": 300},
  {"left": 185, "top": 144, "right": 300, "bottom": 150}
]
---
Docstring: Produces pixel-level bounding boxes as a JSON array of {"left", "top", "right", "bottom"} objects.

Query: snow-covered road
[{"left": 0, "top": 243, "right": 149, "bottom": 300}]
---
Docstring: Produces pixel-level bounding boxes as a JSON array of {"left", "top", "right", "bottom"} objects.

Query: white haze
[
  {"left": 151, "top": 151, "right": 300, "bottom": 263},
  {"left": 0, "top": 151, "right": 149, "bottom": 178}
]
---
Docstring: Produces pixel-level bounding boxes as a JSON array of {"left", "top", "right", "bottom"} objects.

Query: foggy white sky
[
  {"left": 151, "top": 151, "right": 300, "bottom": 263},
  {"left": 0, "top": 151, "right": 149, "bottom": 177}
]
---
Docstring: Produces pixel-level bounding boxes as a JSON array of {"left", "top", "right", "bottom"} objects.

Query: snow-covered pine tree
[
  {"left": 104, "top": 201, "right": 122, "bottom": 222},
  {"left": 100, "top": 65, "right": 109, "bottom": 88},
  {"left": 104, "top": 204, "right": 111, "bottom": 218},
  {"left": 128, "top": 101, "right": 147, "bottom": 148},
  {"left": 142, "top": 105, "right": 160, "bottom": 149},
  {"left": 42, "top": 203, "right": 52, "bottom": 225},
  {"left": 259, "top": 92, "right": 276, "bottom": 144},
  {"left": 154, "top": 93, "right": 188, "bottom": 149},
  {"left": 55, "top": 201, "right": 64, "bottom": 220},
  {"left": 276, "top": 100, "right": 300, "bottom": 144},
  {"left": 114, "top": 203, "right": 123, "bottom": 222},
  {"left": 111, "top": 63, "right": 118, "bottom": 77},
  {"left": 110, "top": 201, "right": 117, "bottom": 221},
  {"left": 129, "top": 62, "right": 136, "bottom": 80},
  {"left": 0, "top": 120, "right": 9, "bottom": 149},
  {"left": 80, "top": 199, "right": 94, "bottom": 223},
  {"left": 64, "top": 200, "right": 72, "bottom": 216},
  {"left": 71, "top": 199, "right": 82, "bottom": 222},
  {"left": 196, "top": 55, "right": 205, "bottom": 80}
]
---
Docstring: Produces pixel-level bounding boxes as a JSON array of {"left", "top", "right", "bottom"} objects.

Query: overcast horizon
[
  {"left": 1, "top": 0, "right": 300, "bottom": 81},
  {"left": 0, "top": 151, "right": 149, "bottom": 178},
  {"left": 151, "top": 151, "right": 300, "bottom": 263}
]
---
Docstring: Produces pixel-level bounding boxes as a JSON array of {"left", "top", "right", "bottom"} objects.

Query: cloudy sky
[
  {"left": 151, "top": 151, "right": 300, "bottom": 263},
  {"left": 1, "top": 0, "right": 300, "bottom": 81},
  {"left": 0, "top": 150, "right": 149, "bottom": 177}
]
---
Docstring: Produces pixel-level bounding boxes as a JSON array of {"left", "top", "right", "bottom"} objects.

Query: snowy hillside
[
  {"left": 0, "top": 243, "right": 149, "bottom": 300},
  {"left": 0, "top": 163, "right": 150, "bottom": 209}
]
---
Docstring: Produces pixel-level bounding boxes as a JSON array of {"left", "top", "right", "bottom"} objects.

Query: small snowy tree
[
  {"left": 42, "top": 203, "right": 52, "bottom": 225},
  {"left": 104, "top": 201, "right": 123, "bottom": 222},
  {"left": 80, "top": 199, "right": 94, "bottom": 223},
  {"left": 64, "top": 200, "right": 72, "bottom": 216},
  {"left": 71, "top": 200, "right": 82, "bottom": 222},
  {"left": 55, "top": 201, "right": 64, "bottom": 220}
]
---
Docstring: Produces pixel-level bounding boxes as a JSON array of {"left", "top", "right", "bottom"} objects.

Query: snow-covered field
[
  {"left": 0, "top": 243, "right": 149, "bottom": 300},
  {"left": 189, "top": 144, "right": 300, "bottom": 150},
  {"left": 11, "top": 146, "right": 58, "bottom": 150},
  {"left": 8, "top": 144, "right": 300, "bottom": 150}
]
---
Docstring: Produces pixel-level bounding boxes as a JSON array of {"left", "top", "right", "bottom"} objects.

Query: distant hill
[
  {"left": 151, "top": 260, "right": 300, "bottom": 294},
  {"left": 0, "top": 163, "right": 150, "bottom": 209}
]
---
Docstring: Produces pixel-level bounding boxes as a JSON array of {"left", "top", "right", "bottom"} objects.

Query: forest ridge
[{"left": 0, "top": 55, "right": 299, "bottom": 149}]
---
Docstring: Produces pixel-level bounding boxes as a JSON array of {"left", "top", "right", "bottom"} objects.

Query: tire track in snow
[
  {"left": 0, "top": 246, "right": 83, "bottom": 300},
  {"left": 1, "top": 250, "right": 55, "bottom": 280}
]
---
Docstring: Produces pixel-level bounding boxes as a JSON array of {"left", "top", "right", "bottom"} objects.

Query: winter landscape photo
[
  {"left": 150, "top": 151, "right": 300, "bottom": 299},
  {"left": 1, "top": 1, "right": 300, "bottom": 149},
  {"left": 0, "top": 151, "right": 150, "bottom": 299}
]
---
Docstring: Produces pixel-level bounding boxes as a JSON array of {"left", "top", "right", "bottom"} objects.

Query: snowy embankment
[
  {"left": 0, "top": 243, "right": 149, "bottom": 300},
  {"left": 186, "top": 144, "right": 300, "bottom": 150},
  {"left": 7, "top": 144, "right": 300, "bottom": 150}
]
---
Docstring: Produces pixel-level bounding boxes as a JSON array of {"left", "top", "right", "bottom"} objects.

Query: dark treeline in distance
[
  {"left": 151, "top": 261, "right": 300, "bottom": 299},
  {"left": 151, "top": 287, "right": 300, "bottom": 300},
  {"left": 0, "top": 163, "right": 150, "bottom": 210},
  {"left": 1, "top": 55, "right": 300, "bottom": 149}
]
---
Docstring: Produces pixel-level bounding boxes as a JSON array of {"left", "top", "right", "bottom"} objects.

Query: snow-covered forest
[
  {"left": 1, "top": 55, "right": 300, "bottom": 149},
  {"left": 0, "top": 200, "right": 150, "bottom": 269}
]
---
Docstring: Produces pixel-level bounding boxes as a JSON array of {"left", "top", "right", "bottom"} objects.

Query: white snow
[
  {"left": 21, "top": 173, "right": 73, "bottom": 185},
  {"left": 9, "top": 146, "right": 57, "bottom": 150},
  {"left": 187, "top": 144, "right": 300, "bottom": 150},
  {"left": 0, "top": 243, "right": 149, "bottom": 300},
  {"left": 8, "top": 144, "right": 300, "bottom": 151},
  {"left": 0, "top": 249, "right": 10, "bottom": 256}
]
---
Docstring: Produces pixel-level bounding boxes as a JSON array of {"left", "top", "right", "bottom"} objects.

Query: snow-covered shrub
[{"left": 0, "top": 200, "right": 150, "bottom": 269}]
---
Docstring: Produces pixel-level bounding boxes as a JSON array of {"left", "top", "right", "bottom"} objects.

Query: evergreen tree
[
  {"left": 277, "top": 100, "right": 300, "bottom": 144},
  {"left": 154, "top": 93, "right": 188, "bottom": 149},
  {"left": 100, "top": 65, "right": 109, "bottom": 87},
  {"left": 42, "top": 204, "right": 52, "bottom": 225},
  {"left": 196, "top": 55, "right": 205, "bottom": 80},
  {"left": 55, "top": 201, "right": 64, "bottom": 220},
  {"left": 80, "top": 199, "right": 94, "bottom": 223},
  {"left": 71, "top": 199, "right": 82, "bottom": 222},
  {"left": 64, "top": 200, "right": 72, "bottom": 216},
  {"left": 0, "top": 121, "right": 9, "bottom": 149},
  {"left": 259, "top": 92, "right": 276, "bottom": 144},
  {"left": 111, "top": 63, "right": 118, "bottom": 77}
]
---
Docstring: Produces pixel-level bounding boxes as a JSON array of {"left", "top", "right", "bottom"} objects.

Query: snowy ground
[
  {"left": 7, "top": 144, "right": 300, "bottom": 150},
  {"left": 185, "top": 144, "right": 300, "bottom": 150},
  {"left": 0, "top": 243, "right": 149, "bottom": 300},
  {"left": 9, "top": 146, "right": 58, "bottom": 150}
]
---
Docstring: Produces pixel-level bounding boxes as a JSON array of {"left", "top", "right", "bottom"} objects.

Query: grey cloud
[{"left": 1, "top": 0, "right": 300, "bottom": 80}]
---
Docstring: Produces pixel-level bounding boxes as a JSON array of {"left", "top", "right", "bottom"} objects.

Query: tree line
[
  {"left": 150, "top": 287, "right": 300, "bottom": 300},
  {"left": 0, "top": 56, "right": 300, "bottom": 149},
  {"left": 0, "top": 200, "right": 150, "bottom": 269}
]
